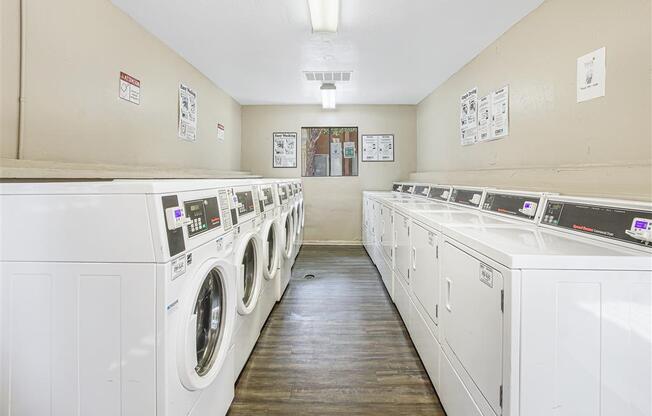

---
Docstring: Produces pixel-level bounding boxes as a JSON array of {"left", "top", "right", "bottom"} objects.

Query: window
[{"left": 301, "top": 127, "right": 359, "bottom": 177}]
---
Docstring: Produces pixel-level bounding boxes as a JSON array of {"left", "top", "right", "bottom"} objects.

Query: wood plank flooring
[{"left": 227, "top": 245, "right": 445, "bottom": 416}]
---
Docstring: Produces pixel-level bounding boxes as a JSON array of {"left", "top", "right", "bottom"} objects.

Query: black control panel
[
  {"left": 184, "top": 197, "right": 221, "bottom": 238},
  {"left": 279, "top": 185, "right": 288, "bottom": 202},
  {"left": 483, "top": 193, "right": 540, "bottom": 221},
  {"left": 401, "top": 184, "right": 414, "bottom": 194},
  {"left": 261, "top": 187, "right": 274, "bottom": 207},
  {"left": 413, "top": 185, "right": 430, "bottom": 197},
  {"left": 428, "top": 186, "right": 450, "bottom": 201},
  {"left": 392, "top": 183, "right": 402, "bottom": 192},
  {"left": 162, "top": 195, "right": 185, "bottom": 257},
  {"left": 235, "top": 190, "right": 255, "bottom": 216},
  {"left": 541, "top": 200, "right": 652, "bottom": 247},
  {"left": 450, "top": 188, "right": 483, "bottom": 208}
]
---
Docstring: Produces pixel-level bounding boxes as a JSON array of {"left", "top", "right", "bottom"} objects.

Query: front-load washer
[
  {"left": 0, "top": 179, "right": 240, "bottom": 416},
  {"left": 252, "top": 180, "right": 282, "bottom": 334},
  {"left": 291, "top": 180, "right": 304, "bottom": 261},
  {"left": 276, "top": 182, "right": 295, "bottom": 300},
  {"left": 437, "top": 196, "right": 652, "bottom": 416},
  {"left": 228, "top": 182, "right": 265, "bottom": 379}
]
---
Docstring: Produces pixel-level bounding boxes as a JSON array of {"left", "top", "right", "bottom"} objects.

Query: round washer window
[
  {"left": 241, "top": 239, "right": 256, "bottom": 306},
  {"left": 267, "top": 225, "right": 276, "bottom": 273},
  {"left": 194, "top": 268, "right": 225, "bottom": 376}
]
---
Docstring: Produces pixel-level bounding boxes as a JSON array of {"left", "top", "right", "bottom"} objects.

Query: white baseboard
[{"left": 302, "top": 240, "right": 362, "bottom": 246}]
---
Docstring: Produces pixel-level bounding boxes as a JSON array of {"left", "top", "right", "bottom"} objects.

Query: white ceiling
[{"left": 112, "top": 0, "right": 543, "bottom": 105}]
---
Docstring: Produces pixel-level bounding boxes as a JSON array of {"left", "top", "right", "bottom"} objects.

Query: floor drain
[{"left": 303, "top": 274, "right": 316, "bottom": 280}]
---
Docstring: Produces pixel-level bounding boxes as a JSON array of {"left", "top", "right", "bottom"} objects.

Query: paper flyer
[
  {"left": 460, "top": 87, "right": 478, "bottom": 146},
  {"left": 577, "top": 47, "right": 606, "bottom": 102},
  {"left": 362, "top": 134, "right": 394, "bottom": 161},
  {"left": 491, "top": 86, "right": 509, "bottom": 139},
  {"left": 178, "top": 83, "right": 197, "bottom": 142},
  {"left": 217, "top": 123, "right": 225, "bottom": 142},
  {"left": 477, "top": 94, "right": 492, "bottom": 142},
  {"left": 272, "top": 132, "right": 297, "bottom": 168}
]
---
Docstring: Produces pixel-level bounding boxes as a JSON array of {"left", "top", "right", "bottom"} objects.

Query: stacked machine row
[
  {"left": 363, "top": 183, "right": 651, "bottom": 416},
  {"left": 0, "top": 178, "right": 305, "bottom": 416}
]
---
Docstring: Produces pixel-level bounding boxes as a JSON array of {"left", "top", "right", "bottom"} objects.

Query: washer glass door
[
  {"left": 194, "top": 268, "right": 225, "bottom": 376},
  {"left": 241, "top": 239, "right": 257, "bottom": 307},
  {"left": 267, "top": 224, "right": 277, "bottom": 274}
]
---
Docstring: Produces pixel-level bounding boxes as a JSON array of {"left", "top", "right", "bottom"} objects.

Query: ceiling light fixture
[
  {"left": 320, "top": 83, "right": 336, "bottom": 109},
  {"left": 308, "top": 0, "right": 339, "bottom": 33}
]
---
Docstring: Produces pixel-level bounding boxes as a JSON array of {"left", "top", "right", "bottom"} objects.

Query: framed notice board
[{"left": 362, "top": 134, "right": 394, "bottom": 162}]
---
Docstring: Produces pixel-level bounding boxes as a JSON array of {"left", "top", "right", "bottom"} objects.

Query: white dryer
[
  {"left": 276, "top": 182, "right": 295, "bottom": 300},
  {"left": 438, "top": 196, "right": 652, "bottom": 416},
  {"left": 0, "top": 179, "right": 240, "bottom": 416},
  {"left": 228, "top": 182, "right": 266, "bottom": 379},
  {"left": 252, "top": 180, "right": 282, "bottom": 334}
]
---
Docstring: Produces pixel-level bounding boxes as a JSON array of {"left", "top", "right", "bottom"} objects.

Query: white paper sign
[
  {"left": 178, "top": 83, "right": 197, "bottom": 142},
  {"left": 491, "top": 86, "right": 509, "bottom": 139},
  {"left": 217, "top": 123, "right": 225, "bottom": 142},
  {"left": 577, "top": 47, "right": 606, "bottom": 102},
  {"left": 119, "top": 72, "right": 140, "bottom": 105},
  {"left": 330, "top": 142, "right": 343, "bottom": 176},
  {"left": 460, "top": 87, "right": 478, "bottom": 146},
  {"left": 273, "top": 132, "right": 297, "bottom": 168},
  {"left": 362, "top": 134, "right": 394, "bottom": 161},
  {"left": 477, "top": 95, "right": 492, "bottom": 142}
]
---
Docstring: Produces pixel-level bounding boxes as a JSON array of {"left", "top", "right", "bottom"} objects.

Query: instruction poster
[
  {"left": 491, "top": 86, "right": 509, "bottom": 139},
  {"left": 362, "top": 134, "right": 394, "bottom": 162},
  {"left": 217, "top": 123, "right": 225, "bottom": 142},
  {"left": 460, "top": 87, "right": 478, "bottom": 146},
  {"left": 178, "top": 83, "right": 197, "bottom": 141},
  {"left": 577, "top": 47, "right": 606, "bottom": 103},
  {"left": 119, "top": 72, "right": 140, "bottom": 105},
  {"left": 272, "top": 132, "right": 297, "bottom": 168},
  {"left": 477, "top": 95, "right": 491, "bottom": 142}
]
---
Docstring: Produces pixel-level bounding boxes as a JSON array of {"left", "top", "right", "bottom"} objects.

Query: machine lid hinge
[
  {"left": 500, "top": 290, "right": 504, "bottom": 313},
  {"left": 499, "top": 385, "right": 503, "bottom": 408}
]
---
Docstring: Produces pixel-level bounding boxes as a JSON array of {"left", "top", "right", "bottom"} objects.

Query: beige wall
[
  {"left": 1, "top": 0, "right": 242, "bottom": 171},
  {"left": 242, "top": 105, "right": 417, "bottom": 244},
  {"left": 414, "top": 0, "right": 652, "bottom": 200}
]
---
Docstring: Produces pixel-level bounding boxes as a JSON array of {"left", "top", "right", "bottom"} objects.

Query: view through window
[{"left": 301, "top": 127, "right": 359, "bottom": 177}]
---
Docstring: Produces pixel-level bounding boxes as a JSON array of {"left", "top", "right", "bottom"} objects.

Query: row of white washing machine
[
  {"left": 363, "top": 183, "right": 651, "bottom": 416},
  {"left": 0, "top": 177, "right": 304, "bottom": 416}
]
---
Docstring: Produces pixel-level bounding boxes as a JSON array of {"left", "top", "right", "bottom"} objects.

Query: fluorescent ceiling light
[
  {"left": 308, "top": 0, "right": 339, "bottom": 33},
  {"left": 320, "top": 83, "right": 336, "bottom": 109}
]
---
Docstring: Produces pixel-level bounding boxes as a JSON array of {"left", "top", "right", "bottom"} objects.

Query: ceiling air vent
[{"left": 304, "top": 71, "right": 352, "bottom": 83}]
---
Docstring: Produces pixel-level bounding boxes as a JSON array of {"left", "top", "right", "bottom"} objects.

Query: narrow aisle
[{"left": 228, "top": 246, "right": 445, "bottom": 415}]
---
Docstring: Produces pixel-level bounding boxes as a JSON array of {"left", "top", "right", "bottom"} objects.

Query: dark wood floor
[{"left": 227, "top": 245, "right": 445, "bottom": 416}]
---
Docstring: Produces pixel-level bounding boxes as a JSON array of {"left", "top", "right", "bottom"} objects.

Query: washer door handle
[{"left": 445, "top": 278, "right": 452, "bottom": 312}]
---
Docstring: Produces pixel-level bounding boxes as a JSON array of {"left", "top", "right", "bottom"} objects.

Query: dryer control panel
[
  {"left": 542, "top": 200, "right": 652, "bottom": 247},
  {"left": 483, "top": 192, "right": 541, "bottom": 221}
]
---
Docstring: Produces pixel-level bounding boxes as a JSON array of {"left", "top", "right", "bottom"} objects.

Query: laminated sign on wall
[
  {"left": 491, "top": 86, "right": 509, "bottom": 139},
  {"left": 119, "top": 72, "right": 140, "bottom": 105},
  {"left": 362, "top": 134, "right": 394, "bottom": 162},
  {"left": 577, "top": 47, "right": 606, "bottom": 102},
  {"left": 178, "top": 83, "right": 197, "bottom": 142},
  {"left": 460, "top": 87, "right": 478, "bottom": 146},
  {"left": 273, "top": 132, "right": 297, "bottom": 168}
]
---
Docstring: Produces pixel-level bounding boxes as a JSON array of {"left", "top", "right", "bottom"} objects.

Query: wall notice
[
  {"left": 178, "top": 83, "right": 198, "bottom": 142},
  {"left": 491, "top": 86, "right": 509, "bottom": 139},
  {"left": 343, "top": 141, "right": 355, "bottom": 159},
  {"left": 477, "top": 95, "right": 491, "bottom": 142},
  {"left": 362, "top": 134, "right": 394, "bottom": 162},
  {"left": 217, "top": 123, "right": 225, "bottom": 142},
  {"left": 460, "top": 87, "right": 478, "bottom": 146},
  {"left": 119, "top": 72, "right": 140, "bottom": 105},
  {"left": 577, "top": 47, "right": 606, "bottom": 103},
  {"left": 272, "top": 132, "right": 297, "bottom": 168}
]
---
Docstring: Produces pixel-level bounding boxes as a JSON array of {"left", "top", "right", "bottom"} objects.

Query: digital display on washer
[
  {"left": 184, "top": 197, "right": 221, "bottom": 237},
  {"left": 450, "top": 188, "right": 483, "bottom": 207},
  {"left": 401, "top": 184, "right": 414, "bottom": 194},
  {"left": 483, "top": 193, "right": 541, "bottom": 220},
  {"left": 235, "top": 190, "right": 255, "bottom": 216},
  {"left": 392, "top": 183, "right": 402, "bottom": 192},
  {"left": 279, "top": 186, "right": 288, "bottom": 202},
  {"left": 428, "top": 186, "right": 451, "bottom": 201},
  {"left": 542, "top": 200, "right": 652, "bottom": 247},
  {"left": 413, "top": 185, "right": 430, "bottom": 197},
  {"left": 261, "top": 187, "right": 274, "bottom": 207}
]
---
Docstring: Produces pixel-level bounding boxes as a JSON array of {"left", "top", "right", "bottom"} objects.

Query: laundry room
[{"left": 1, "top": 0, "right": 650, "bottom": 415}]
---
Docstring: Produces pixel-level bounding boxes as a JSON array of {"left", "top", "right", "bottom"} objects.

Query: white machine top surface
[
  {"left": 0, "top": 179, "right": 252, "bottom": 195},
  {"left": 442, "top": 224, "right": 652, "bottom": 270},
  {"left": 409, "top": 210, "right": 517, "bottom": 230}
]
